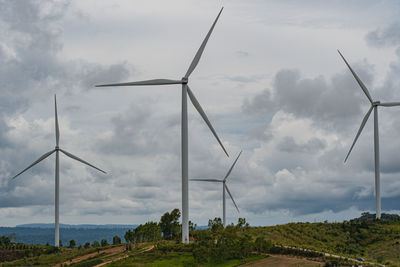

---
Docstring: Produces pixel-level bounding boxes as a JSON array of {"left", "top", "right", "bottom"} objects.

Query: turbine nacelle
[
  {"left": 373, "top": 101, "right": 381, "bottom": 106},
  {"left": 181, "top": 77, "right": 188, "bottom": 84}
]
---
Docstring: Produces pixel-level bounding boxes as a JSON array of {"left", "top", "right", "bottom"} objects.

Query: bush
[
  {"left": 155, "top": 240, "right": 194, "bottom": 254},
  {"left": 112, "top": 235, "right": 121, "bottom": 245},
  {"left": 254, "top": 237, "right": 272, "bottom": 253},
  {"left": 101, "top": 239, "right": 108, "bottom": 247},
  {"left": 192, "top": 245, "right": 210, "bottom": 263},
  {"left": 69, "top": 240, "right": 76, "bottom": 248},
  {"left": 92, "top": 241, "right": 100, "bottom": 248}
]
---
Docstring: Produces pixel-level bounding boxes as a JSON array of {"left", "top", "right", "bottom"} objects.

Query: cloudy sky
[{"left": 1, "top": 0, "right": 400, "bottom": 227}]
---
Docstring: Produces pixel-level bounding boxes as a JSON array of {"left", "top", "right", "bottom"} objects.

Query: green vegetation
[
  {"left": 2, "top": 212, "right": 400, "bottom": 266},
  {"left": 112, "top": 235, "right": 121, "bottom": 245},
  {"left": 105, "top": 251, "right": 266, "bottom": 267},
  {"left": 125, "top": 221, "right": 161, "bottom": 243},
  {"left": 248, "top": 213, "right": 400, "bottom": 265}
]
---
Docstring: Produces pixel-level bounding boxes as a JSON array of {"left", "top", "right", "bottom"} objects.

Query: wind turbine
[
  {"left": 11, "top": 95, "right": 106, "bottom": 247},
  {"left": 96, "top": 8, "right": 228, "bottom": 243},
  {"left": 191, "top": 151, "right": 241, "bottom": 226},
  {"left": 339, "top": 50, "right": 400, "bottom": 219}
]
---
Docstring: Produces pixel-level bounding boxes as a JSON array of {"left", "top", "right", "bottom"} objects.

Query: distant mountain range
[
  {"left": 16, "top": 223, "right": 138, "bottom": 229},
  {"left": 0, "top": 223, "right": 208, "bottom": 245},
  {"left": 0, "top": 224, "right": 138, "bottom": 245}
]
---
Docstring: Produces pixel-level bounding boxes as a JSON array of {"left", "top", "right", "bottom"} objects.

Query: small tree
[
  {"left": 101, "top": 239, "right": 108, "bottom": 247},
  {"left": 92, "top": 240, "right": 100, "bottom": 248},
  {"left": 189, "top": 220, "right": 197, "bottom": 232},
  {"left": 124, "top": 229, "right": 133, "bottom": 243},
  {"left": 160, "top": 208, "right": 181, "bottom": 240},
  {"left": 69, "top": 239, "right": 76, "bottom": 248},
  {"left": 236, "top": 218, "right": 249, "bottom": 230},
  {"left": 254, "top": 236, "right": 272, "bottom": 253},
  {"left": 113, "top": 235, "right": 121, "bottom": 245},
  {"left": 84, "top": 242, "right": 90, "bottom": 249},
  {"left": 208, "top": 217, "right": 224, "bottom": 233}
]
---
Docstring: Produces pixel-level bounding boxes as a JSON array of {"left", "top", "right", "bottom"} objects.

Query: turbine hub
[
  {"left": 181, "top": 77, "right": 188, "bottom": 84},
  {"left": 55, "top": 146, "right": 60, "bottom": 150},
  {"left": 373, "top": 101, "right": 381, "bottom": 106}
]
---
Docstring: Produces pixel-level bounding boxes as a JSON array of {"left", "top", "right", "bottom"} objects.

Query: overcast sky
[{"left": 1, "top": 0, "right": 400, "bottom": 227}]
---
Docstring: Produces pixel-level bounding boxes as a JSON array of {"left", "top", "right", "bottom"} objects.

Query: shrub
[
  {"left": 101, "top": 239, "right": 108, "bottom": 247},
  {"left": 112, "top": 235, "right": 121, "bottom": 245},
  {"left": 254, "top": 236, "right": 272, "bottom": 253},
  {"left": 92, "top": 241, "right": 100, "bottom": 248}
]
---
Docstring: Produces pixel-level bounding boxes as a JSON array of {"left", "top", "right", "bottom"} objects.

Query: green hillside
[{"left": 248, "top": 213, "right": 400, "bottom": 265}]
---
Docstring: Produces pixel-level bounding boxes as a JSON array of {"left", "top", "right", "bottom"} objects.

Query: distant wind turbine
[
  {"left": 339, "top": 50, "right": 400, "bottom": 219},
  {"left": 11, "top": 95, "right": 106, "bottom": 247},
  {"left": 191, "top": 151, "right": 242, "bottom": 226},
  {"left": 96, "top": 8, "right": 228, "bottom": 243}
]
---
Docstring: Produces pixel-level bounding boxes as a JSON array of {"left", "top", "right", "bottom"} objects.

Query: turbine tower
[
  {"left": 11, "top": 95, "right": 106, "bottom": 246},
  {"left": 339, "top": 50, "right": 400, "bottom": 219},
  {"left": 191, "top": 151, "right": 241, "bottom": 226},
  {"left": 96, "top": 8, "right": 228, "bottom": 243}
]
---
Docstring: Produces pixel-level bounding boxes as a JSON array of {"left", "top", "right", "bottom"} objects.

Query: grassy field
[
  {"left": 105, "top": 251, "right": 267, "bottom": 267},
  {"left": 240, "top": 255, "right": 323, "bottom": 267},
  {"left": 2, "top": 217, "right": 399, "bottom": 266},
  {"left": 248, "top": 219, "right": 400, "bottom": 265}
]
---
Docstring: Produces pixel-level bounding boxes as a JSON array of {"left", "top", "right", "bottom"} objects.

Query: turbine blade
[
  {"left": 190, "top": 179, "right": 222, "bottom": 182},
  {"left": 344, "top": 106, "right": 373, "bottom": 162},
  {"left": 337, "top": 50, "right": 373, "bottom": 104},
  {"left": 54, "top": 95, "right": 60, "bottom": 146},
  {"left": 184, "top": 7, "right": 223, "bottom": 78},
  {"left": 11, "top": 149, "right": 56, "bottom": 179},
  {"left": 224, "top": 184, "right": 239, "bottom": 213},
  {"left": 187, "top": 86, "right": 229, "bottom": 157},
  {"left": 59, "top": 149, "right": 106, "bottom": 174},
  {"left": 95, "top": 79, "right": 182, "bottom": 87},
  {"left": 379, "top": 102, "right": 400, "bottom": 107},
  {"left": 223, "top": 151, "right": 242, "bottom": 181}
]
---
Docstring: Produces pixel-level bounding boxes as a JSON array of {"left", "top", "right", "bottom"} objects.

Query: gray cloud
[
  {"left": 243, "top": 67, "right": 375, "bottom": 133},
  {"left": 366, "top": 23, "right": 400, "bottom": 47},
  {"left": 278, "top": 136, "right": 326, "bottom": 153},
  {"left": 0, "top": 0, "right": 129, "bottom": 212}
]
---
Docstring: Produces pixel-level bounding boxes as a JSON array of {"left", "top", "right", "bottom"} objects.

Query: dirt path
[
  {"left": 240, "top": 255, "right": 323, "bottom": 267},
  {"left": 93, "top": 245, "right": 155, "bottom": 267},
  {"left": 54, "top": 245, "right": 126, "bottom": 266}
]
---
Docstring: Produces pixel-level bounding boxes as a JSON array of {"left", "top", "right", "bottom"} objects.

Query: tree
[
  {"left": 84, "top": 242, "right": 90, "bottom": 248},
  {"left": 236, "top": 218, "right": 249, "bottom": 230},
  {"left": 0, "top": 236, "right": 11, "bottom": 247},
  {"left": 208, "top": 217, "right": 224, "bottom": 233},
  {"left": 92, "top": 240, "right": 100, "bottom": 247},
  {"left": 69, "top": 239, "right": 76, "bottom": 248},
  {"left": 113, "top": 235, "right": 122, "bottom": 245},
  {"left": 101, "top": 239, "right": 108, "bottom": 247},
  {"left": 189, "top": 220, "right": 197, "bottom": 232},
  {"left": 254, "top": 236, "right": 272, "bottom": 253},
  {"left": 124, "top": 230, "right": 134, "bottom": 243},
  {"left": 160, "top": 208, "right": 181, "bottom": 240}
]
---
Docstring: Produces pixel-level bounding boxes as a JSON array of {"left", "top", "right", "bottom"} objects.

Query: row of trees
[
  {"left": 67, "top": 235, "right": 122, "bottom": 248},
  {"left": 124, "top": 208, "right": 183, "bottom": 244}
]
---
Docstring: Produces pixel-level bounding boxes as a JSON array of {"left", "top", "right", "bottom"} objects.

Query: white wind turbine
[
  {"left": 339, "top": 50, "right": 400, "bottom": 219},
  {"left": 11, "top": 95, "right": 106, "bottom": 247},
  {"left": 191, "top": 151, "right": 241, "bottom": 226},
  {"left": 96, "top": 8, "right": 228, "bottom": 243}
]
